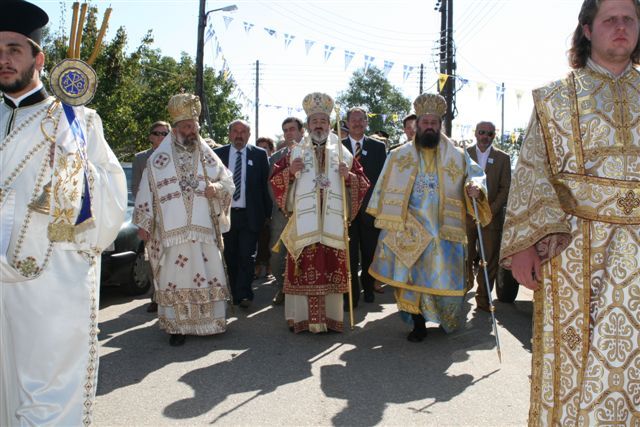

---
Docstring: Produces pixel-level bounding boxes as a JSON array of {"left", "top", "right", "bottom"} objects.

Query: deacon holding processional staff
[
  {"left": 1, "top": 1, "right": 127, "bottom": 425},
  {"left": 270, "top": 92, "right": 370, "bottom": 333}
]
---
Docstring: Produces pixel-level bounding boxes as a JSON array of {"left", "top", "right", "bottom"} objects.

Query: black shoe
[
  {"left": 146, "top": 302, "right": 158, "bottom": 313},
  {"left": 169, "top": 334, "right": 186, "bottom": 346},
  {"left": 363, "top": 291, "right": 375, "bottom": 303},
  {"left": 407, "top": 328, "right": 427, "bottom": 342}
]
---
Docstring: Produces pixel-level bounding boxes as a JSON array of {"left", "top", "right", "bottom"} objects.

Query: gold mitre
[
  {"left": 414, "top": 93, "right": 447, "bottom": 118},
  {"left": 168, "top": 93, "right": 201, "bottom": 123},
  {"left": 302, "top": 92, "right": 334, "bottom": 117}
]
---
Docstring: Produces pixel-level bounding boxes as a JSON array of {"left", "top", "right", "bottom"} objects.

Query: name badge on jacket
[{"left": 248, "top": 159, "right": 253, "bottom": 166}]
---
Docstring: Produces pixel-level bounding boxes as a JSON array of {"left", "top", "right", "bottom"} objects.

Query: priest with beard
[
  {"left": 270, "top": 92, "right": 370, "bottom": 333},
  {"left": 134, "top": 93, "right": 234, "bottom": 346},
  {"left": 367, "top": 93, "right": 491, "bottom": 342}
]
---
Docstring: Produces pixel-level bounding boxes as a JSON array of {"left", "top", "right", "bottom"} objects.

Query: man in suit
[
  {"left": 215, "top": 120, "right": 272, "bottom": 309},
  {"left": 132, "top": 120, "right": 171, "bottom": 313},
  {"left": 132, "top": 121, "right": 171, "bottom": 199},
  {"left": 342, "top": 107, "right": 387, "bottom": 307},
  {"left": 269, "top": 117, "right": 304, "bottom": 305},
  {"left": 466, "top": 121, "right": 511, "bottom": 312}
]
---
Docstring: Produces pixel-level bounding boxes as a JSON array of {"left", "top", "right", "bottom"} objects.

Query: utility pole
[
  {"left": 436, "top": 0, "right": 455, "bottom": 136},
  {"left": 195, "top": 0, "right": 206, "bottom": 119},
  {"left": 194, "top": 2, "right": 238, "bottom": 123},
  {"left": 255, "top": 60, "right": 259, "bottom": 142},
  {"left": 419, "top": 63, "right": 424, "bottom": 94}
]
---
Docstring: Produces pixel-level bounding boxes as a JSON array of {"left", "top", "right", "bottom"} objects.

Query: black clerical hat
[{"left": 0, "top": 0, "right": 49, "bottom": 46}]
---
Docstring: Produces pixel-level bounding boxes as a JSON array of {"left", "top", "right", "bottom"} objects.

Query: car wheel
[
  {"left": 123, "top": 248, "right": 151, "bottom": 296},
  {"left": 496, "top": 267, "right": 519, "bottom": 303}
]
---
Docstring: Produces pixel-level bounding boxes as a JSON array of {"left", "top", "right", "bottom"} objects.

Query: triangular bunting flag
[
  {"left": 264, "top": 28, "right": 276, "bottom": 37},
  {"left": 515, "top": 89, "right": 523, "bottom": 110},
  {"left": 284, "top": 33, "right": 295, "bottom": 49},
  {"left": 402, "top": 65, "right": 414, "bottom": 82},
  {"left": 305, "top": 40, "right": 315, "bottom": 55},
  {"left": 438, "top": 74, "right": 448, "bottom": 92},
  {"left": 344, "top": 50, "right": 355, "bottom": 71},
  {"left": 223, "top": 16, "right": 233, "bottom": 29},
  {"left": 364, "top": 55, "right": 375, "bottom": 72},
  {"left": 205, "top": 24, "right": 215, "bottom": 43},
  {"left": 323, "top": 45, "right": 335, "bottom": 62},
  {"left": 477, "top": 82, "right": 486, "bottom": 100},
  {"left": 243, "top": 22, "right": 254, "bottom": 33},
  {"left": 383, "top": 60, "right": 394, "bottom": 77},
  {"left": 496, "top": 85, "right": 505, "bottom": 102}
]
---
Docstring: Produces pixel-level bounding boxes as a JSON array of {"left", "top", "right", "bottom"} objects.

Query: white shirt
[
  {"left": 348, "top": 135, "right": 364, "bottom": 155},
  {"left": 475, "top": 145, "right": 492, "bottom": 170},
  {"left": 229, "top": 146, "right": 247, "bottom": 208}
]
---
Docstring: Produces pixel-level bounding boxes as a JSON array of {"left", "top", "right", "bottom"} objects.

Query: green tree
[
  {"left": 337, "top": 66, "right": 411, "bottom": 141},
  {"left": 41, "top": 5, "right": 243, "bottom": 160},
  {"left": 495, "top": 127, "right": 525, "bottom": 166}
]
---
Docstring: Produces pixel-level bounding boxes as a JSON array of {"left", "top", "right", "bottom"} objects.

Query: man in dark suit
[
  {"left": 132, "top": 120, "right": 170, "bottom": 313},
  {"left": 215, "top": 120, "right": 272, "bottom": 309},
  {"left": 342, "top": 107, "right": 387, "bottom": 307},
  {"left": 466, "top": 121, "right": 511, "bottom": 312}
]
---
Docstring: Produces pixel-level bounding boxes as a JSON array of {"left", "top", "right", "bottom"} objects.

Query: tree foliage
[
  {"left": 494, "top": 127, "right": 525, "bottom": 166},
  {"left": 41, "top": 5, "right": 242, "bottom": 161},
  {"left": 336, "top": 66, "right": 411, "bottom": 141}
]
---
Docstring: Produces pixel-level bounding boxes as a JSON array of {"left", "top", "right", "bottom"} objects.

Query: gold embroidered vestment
[{"left": 500, "top": 61, "right": 640, "bottom": 426}]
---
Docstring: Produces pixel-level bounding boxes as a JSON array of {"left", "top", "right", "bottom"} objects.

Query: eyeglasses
[
  {"left": 150, "top": 131, "right": 169, "bottom": 137},
  {"left": 477, "top": 130, "right": 495, "bottom": 137}
]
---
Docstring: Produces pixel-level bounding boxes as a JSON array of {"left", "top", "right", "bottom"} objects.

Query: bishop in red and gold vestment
[{"left": 270, "top": 92, "right": 369, "bottom": 333}]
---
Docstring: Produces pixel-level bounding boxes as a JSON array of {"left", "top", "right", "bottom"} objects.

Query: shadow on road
[{"left": 97, "top": 279, "right": 529, "bottom": 424}]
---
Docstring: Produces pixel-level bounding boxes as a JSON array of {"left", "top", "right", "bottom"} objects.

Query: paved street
[{"left": 96, "top": 278, "right": 533, "bottom": 426}]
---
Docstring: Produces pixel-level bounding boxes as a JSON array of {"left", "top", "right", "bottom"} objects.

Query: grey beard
[
  {"left": 416, "top": 130, "right": 440, "bottom": 148},
  {"left": 311, "top": 129, "right": 329, "bottom": 144},
  {"left": 176, "top": 133, "right": 198, "bottom": 149}
]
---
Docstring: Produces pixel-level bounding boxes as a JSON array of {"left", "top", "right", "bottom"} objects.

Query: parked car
[{"left": 101, "top": 162, "right": 152, "bottom": 295}]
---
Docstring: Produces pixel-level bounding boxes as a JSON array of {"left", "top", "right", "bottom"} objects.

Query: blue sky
[{"left": 36, "top": 0, "right": 582, "bottom": 141}]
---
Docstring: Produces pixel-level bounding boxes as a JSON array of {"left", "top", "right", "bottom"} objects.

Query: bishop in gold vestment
[{"left": 500, "top": 59, "right": 640, "bottom": 425}]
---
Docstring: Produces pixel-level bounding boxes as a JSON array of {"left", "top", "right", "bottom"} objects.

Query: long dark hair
[{"left": 568, "top": 0, "right": 640, "bottom": 69}]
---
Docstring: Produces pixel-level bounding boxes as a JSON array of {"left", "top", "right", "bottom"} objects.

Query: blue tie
[{"left": 233, "top": 150, "right": 242, "bottom": 201}]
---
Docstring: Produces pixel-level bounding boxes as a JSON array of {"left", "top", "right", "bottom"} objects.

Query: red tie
[{"left": 355, "top": 141, "right": 362, "bottom": 161}]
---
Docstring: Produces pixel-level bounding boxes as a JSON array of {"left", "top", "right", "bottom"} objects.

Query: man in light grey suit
[
  {"left": 132, "top": 120, "right": 170, "bottom": 312},
  {"left": 465, "top": 121, "right": 511, "bottom": 312}
]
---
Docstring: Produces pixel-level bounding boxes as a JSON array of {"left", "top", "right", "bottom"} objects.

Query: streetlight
[{"left": 195, "top": 1, "right": 238, "bottom": 121}]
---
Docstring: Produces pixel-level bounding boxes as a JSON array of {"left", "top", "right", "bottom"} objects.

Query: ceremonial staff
[
  {"left": 462, "top": 140, "right": 502, "bottom": 363},
  {"left": 334, "top": 106, "right": 355, "bottom": 330},
  {"left": 199, "top": 149, "right": 234, "bottom": 314}
]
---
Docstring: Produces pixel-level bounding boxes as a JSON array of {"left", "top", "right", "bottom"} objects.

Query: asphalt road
[{"left": 95, "top": 278, "right": 533, "bottom": 426}]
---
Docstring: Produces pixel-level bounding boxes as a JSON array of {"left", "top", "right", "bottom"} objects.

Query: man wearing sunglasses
[
  {"left": 465, "top": 121, "right": 511, "bottom": 312},
  {"left": 132, "top": 121, "right": 171, "bottom": 200}
]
